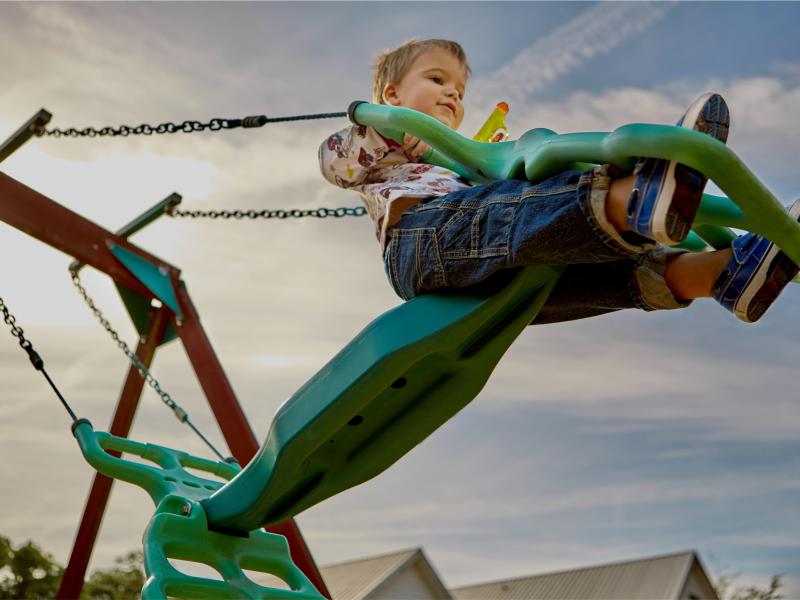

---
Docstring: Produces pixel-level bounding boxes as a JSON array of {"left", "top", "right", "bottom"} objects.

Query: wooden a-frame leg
[{"left": 57, "top": 307, "right": 171, "bottom": 599}]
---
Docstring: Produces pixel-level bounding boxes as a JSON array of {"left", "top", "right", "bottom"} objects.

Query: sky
[{"left": 0, "top": 1, "right": 798, "bottom": 596}]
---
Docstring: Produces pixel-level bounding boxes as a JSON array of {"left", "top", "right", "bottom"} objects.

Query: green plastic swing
[{"left": 73, "top": 101, "right": 800, "bottom": 599}]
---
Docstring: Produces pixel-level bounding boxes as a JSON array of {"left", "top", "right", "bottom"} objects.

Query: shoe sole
[
  {"left": 734, "top": 200, "right": 800, "bottom": 322},
  {"left": 651, "top": 93, "right": 730, "bottom": 244}
]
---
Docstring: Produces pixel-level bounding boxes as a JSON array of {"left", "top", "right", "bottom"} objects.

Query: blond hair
[{"left": 371, "top": 39, "right": 471, "bottom": 104}]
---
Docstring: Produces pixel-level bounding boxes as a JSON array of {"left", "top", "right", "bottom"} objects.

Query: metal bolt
[{"left": 181, "top": 503, "right": 191, "bottom": 516}]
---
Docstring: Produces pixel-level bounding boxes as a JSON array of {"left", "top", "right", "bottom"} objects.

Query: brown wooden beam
[{"left": 0, "top": 171, "right": 177, "bottom": 297}]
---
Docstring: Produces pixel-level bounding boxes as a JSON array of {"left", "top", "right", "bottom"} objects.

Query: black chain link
[
  {"left": 0, "top": 295, "right": 77, "bottom": 421},
  {"left": 0, "top": 296, "right": 41, "bottom": 366},
  {"left": 38, "top": 112, "right": 347, "bottom": 139},
  {"left": 167, "top": 205, "right": 367, "bottom": 220},
  {"left": 1, "top": 297, "right": 28, "bottom": 340}
]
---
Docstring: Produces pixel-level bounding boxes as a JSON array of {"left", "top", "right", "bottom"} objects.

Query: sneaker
[
  {"left": 626, "top": 93, "right": 730, "bottom": 245},
  {"left": 712, "top": 199, "right": 800, "bottom": 323}
]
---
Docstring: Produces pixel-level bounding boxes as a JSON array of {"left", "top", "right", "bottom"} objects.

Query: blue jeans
[{"left": 383, "top": 166, "right": 690, "bottom": 324}]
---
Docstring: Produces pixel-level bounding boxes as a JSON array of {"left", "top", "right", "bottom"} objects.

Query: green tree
[
  {"left": 0, "top": 534, "right": 64, "bottom": 599},
  {"left": 80, "top": 551, "right": 145, "bottom": 600},
  {"left": 0, "top": 534, "right": 145, "bottom": 599}
]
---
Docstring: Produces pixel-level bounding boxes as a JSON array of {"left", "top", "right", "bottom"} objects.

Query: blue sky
[{"left": 0, "top": 1, "right": 798, "bottom": 597}]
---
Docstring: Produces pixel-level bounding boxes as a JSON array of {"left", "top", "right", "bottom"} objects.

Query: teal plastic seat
[{"left": 203, "top": 266, "right": 561, "bottom": 533}]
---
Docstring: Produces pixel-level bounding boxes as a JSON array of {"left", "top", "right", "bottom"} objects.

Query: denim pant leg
[
  {"left": 384, "top": 166, "right": 690, "bottom": 321},
  {"left": 535, "top": 247, "right": 691, "bottom": 324},
  {"left": 509, "top": 166, "right": 691, "bottom": 322}
]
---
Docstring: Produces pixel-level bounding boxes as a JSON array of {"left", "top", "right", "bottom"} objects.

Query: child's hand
[{"left": 403, "top": 134, "right": 431, "bottom": 162}]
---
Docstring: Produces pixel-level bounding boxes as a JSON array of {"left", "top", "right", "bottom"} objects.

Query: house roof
[
  {"left": 257, "top": 548, "right": 717, "bottom": 600},
  {"left": 318, "top": 547, "right": 424, "bottom": 600},
  {"left": 451, "top": 550, "right": 714, "bottom": 600},
  {"left": 257, "top": 547, "right": 449, "bottom": 600}
]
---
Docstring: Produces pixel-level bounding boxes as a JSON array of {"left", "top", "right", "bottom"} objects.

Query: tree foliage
[
  {"left": 0, "top": 535, "right": 64, "bottom": 599},
  {"left": 716, "top": 573, "right": 784, "bottom": 600},
  {"left": 0, "top": 534, "right": 144, "bottom": 599},
  {"left": 80, "top": 551, "right": 144, "bottom": 600}
]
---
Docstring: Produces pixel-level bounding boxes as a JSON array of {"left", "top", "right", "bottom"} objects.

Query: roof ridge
[
  {"left": 356, "top": 548, "right": 432, "bottom": 600},
  {"left": 451, "top": 549, "right": 698, "bottom": 590},
  {"left": 320, "top": 546, "right": 420, "bottom": 570}
]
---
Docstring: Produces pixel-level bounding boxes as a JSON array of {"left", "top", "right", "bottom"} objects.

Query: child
[{"left": 319, "top": 39, "right": 800, "bottom": 324}]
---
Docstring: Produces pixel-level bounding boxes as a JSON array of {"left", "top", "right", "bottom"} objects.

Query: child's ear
[{"left": 382, "top": 83, "right": 401, "bottom": 106}]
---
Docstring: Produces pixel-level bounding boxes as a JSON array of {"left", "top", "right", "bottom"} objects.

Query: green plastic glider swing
[{"left": 72, "top": 101, "right": 800, "bottom": 598}]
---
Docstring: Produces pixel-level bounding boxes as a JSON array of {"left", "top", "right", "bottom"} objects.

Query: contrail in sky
[{"left": 470, "top": 2, "right": 676, "bottom": 109}]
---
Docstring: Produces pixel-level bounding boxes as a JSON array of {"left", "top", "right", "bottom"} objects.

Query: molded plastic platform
[{"left": 202, "top": 266, "right": 561, "bottom": 533}]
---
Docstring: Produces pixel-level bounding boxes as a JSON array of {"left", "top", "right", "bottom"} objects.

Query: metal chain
[
  {"left": 0, "top": 295, "right": 34, "bottom": 352},
  {"left": 69, "top": 271, "right": 183, "bottom": 418},
  {"left": 1, "top": 295, "right": 78, "bottom": 421},
  {"left": 38, "top": 112, "right": 347, "bottom": 139},
  {"left": 167, "top": 205, "right": 367, "bottom": 220},
  {"left": 69, "top": 270, "right": 227, "bottom": 461}
]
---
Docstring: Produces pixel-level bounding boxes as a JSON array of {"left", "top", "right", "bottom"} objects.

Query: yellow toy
[{"left": 473, "top": 101, "right": 510, "bottom": 143}]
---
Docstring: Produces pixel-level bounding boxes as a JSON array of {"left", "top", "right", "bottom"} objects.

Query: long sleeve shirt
[{"left": 318, "top": 124, "right": 472, "bottom": 252}]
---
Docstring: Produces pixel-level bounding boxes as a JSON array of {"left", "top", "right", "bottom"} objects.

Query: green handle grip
[
  {"left": 349, "top": 102, "right": 800, "bottom": 266},
  {"left": 72, "top": 419, "right": 239, "bottom": 506}
]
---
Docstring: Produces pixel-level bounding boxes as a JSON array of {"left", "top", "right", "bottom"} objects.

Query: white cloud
[
  {"left": 489, "top": 333, "right": 800, "bottom": 442},
  {"left": 469, "top": 2, "right": 675, "bottom": 111}
]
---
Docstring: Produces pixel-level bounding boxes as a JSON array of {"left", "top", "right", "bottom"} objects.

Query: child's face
[{"left": 382, "top": 49, "right": 467, "bottom": 130}]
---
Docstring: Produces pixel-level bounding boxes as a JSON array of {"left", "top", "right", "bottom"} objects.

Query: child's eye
[{"left": 430, "top": 76, "right": 443, "bottom": 85}]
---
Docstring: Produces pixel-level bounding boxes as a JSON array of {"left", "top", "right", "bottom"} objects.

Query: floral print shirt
[{"left": 318, "top": 124, "right": 472, "bottom": 252}]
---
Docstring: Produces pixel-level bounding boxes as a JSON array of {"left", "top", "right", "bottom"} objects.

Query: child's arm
[
  {"left": 319, "top": 125, "right": 397, "bottom": 190},
  {"left": 400, "top": 134, "right": 431, "bottom": 162}
]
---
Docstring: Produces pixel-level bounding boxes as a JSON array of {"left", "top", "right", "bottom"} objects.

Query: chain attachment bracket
[{"left": 0, "top": 108, "right": 52, "bottom": 164}]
